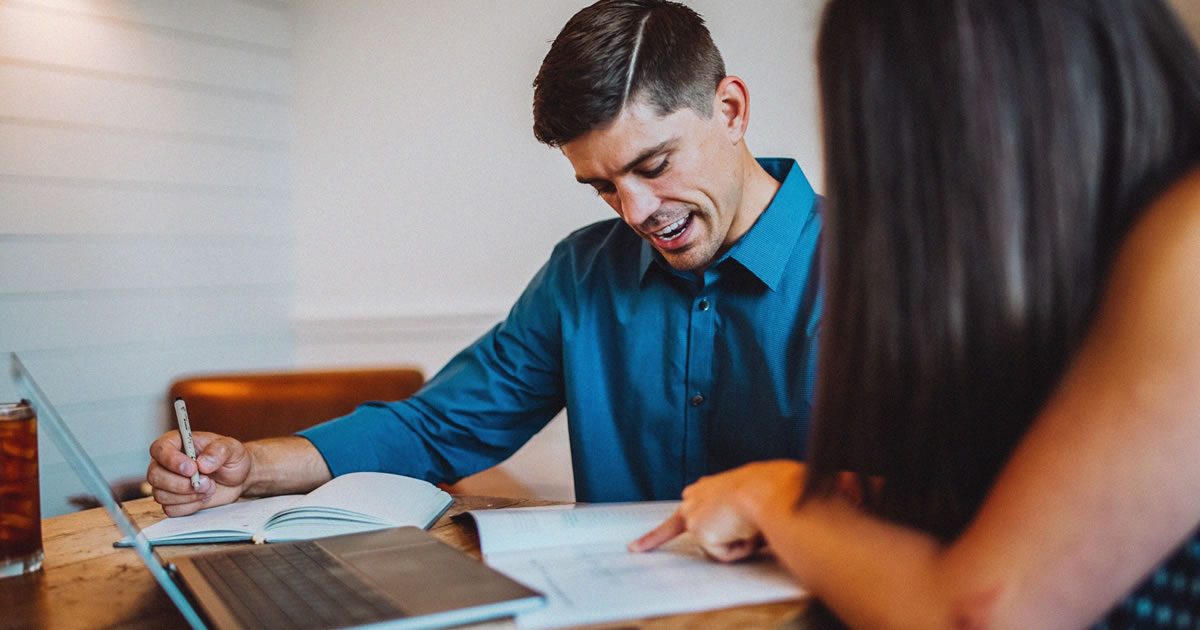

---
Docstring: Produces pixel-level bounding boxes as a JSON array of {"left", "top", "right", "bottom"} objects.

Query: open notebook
[
  {"left": 122, "top": 471, "right": 453, "bottom": 546},
  {"left": 10, "top": 353, "right": 543, "bottom": 630}
]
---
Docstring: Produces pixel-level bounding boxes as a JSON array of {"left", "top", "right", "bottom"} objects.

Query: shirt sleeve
[{"left": 298, "top": 251, "right": 567, "bottom": 484}]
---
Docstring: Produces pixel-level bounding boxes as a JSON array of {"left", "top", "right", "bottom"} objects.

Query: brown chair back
[{"left": 167, "top": 367, "right": 425, "bottom": 442}]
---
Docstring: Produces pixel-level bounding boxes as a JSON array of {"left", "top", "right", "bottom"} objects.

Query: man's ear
[{"left": 713, "top": 75, "right": 750, "bottom": 143}]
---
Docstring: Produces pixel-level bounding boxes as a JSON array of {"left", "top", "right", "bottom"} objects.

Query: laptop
[{"left": 10, "top": 353, "right": 544, "bottom": 630}]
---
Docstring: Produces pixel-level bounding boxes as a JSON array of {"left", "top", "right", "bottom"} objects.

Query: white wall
[{"left": 0, "top": 0, "right": 296, "bottom": 516}]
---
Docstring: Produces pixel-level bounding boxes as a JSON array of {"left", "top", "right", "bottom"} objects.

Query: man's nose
[{"left": 616, "top": 182, "right": 661, "bottom": 226}]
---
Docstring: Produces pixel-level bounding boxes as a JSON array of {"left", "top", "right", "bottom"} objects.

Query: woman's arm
[
  {"left": 944, "top": 167, "right": 1200, "bottom": 628},
  {"left": 634, "top": 168, "right": 1200, "bottom": 630}
]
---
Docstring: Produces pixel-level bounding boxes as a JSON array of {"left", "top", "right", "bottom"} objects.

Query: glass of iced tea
[{"left": 0, "top": 399, "right": 42, "bottom": 577}]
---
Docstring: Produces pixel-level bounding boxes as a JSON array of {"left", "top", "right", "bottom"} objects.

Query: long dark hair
[{"left": 806, "top": 0, "right": 1200, "bottom": 541}]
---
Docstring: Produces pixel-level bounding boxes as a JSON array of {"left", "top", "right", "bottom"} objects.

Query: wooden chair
[{"left": 167, "top": 367, "right": 425, "bottom": 442}]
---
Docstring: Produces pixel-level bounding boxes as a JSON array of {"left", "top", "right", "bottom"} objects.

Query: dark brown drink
[{"left": 0, "top": 400, "right": 42, "bottom": 577}]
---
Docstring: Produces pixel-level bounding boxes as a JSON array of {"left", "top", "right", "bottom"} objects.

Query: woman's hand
[{"left": 629, "top": 460, "right": 806, "bottom": 562}]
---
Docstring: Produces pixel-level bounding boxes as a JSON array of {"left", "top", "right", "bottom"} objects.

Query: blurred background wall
[
  {"left": 1, "top": 0, "right": 296, "bottom": 515},
  {"left": 1, "top": 0, "right": 1196, "bottom": 516}
]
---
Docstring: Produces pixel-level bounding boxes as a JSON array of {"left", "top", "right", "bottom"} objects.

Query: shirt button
[
  {"left": 690, "top": 394, "right": 705, "bottom": 407},
  {"left": 698, "top": 299, "right": 710, "bottom": 311}
]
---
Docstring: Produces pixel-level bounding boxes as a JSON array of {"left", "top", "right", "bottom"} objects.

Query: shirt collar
[{"left": 638, "top": 158, "right": 818, "bottom": 290}]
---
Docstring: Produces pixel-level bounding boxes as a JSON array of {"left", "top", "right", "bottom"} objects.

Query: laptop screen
[{"left": 9, "top": 352, "right": 208, "bottom": 630}]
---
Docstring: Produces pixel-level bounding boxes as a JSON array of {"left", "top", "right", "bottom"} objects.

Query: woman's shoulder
[
  {"left": 1138, "top": 166, "right": 1200, "bottom": 237},
  {"left": 1116, "top": 166, "right": 1200, "bottom": 274}
]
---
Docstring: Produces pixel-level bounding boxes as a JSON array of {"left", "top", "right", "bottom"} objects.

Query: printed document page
[{"left": 468, "top": 502, "right": 804, "bottom": 629}]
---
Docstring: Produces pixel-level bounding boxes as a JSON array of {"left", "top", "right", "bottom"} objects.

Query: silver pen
[{"left": 173, "top": 397, "right": 202, "bottom": 490}]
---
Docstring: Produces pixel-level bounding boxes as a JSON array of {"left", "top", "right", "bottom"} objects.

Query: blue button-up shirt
[{"left": 300, "top": 158, "right": 822, "bottom": 502}]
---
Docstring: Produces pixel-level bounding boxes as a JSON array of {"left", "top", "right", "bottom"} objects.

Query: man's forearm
[{"left": 242, "top": 436, "right": 333, "bottom": 497}]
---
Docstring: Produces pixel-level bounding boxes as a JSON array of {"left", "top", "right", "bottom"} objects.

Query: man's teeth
[{"left": 654, "top": 216, "right": 689, "bottom": 240}]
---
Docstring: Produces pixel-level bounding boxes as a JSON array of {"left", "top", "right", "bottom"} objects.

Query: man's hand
[
  {"left": 628, "top": 460, "right": 807, "bottom": 562},
  {"left": 147, "top": 430, "right": 252, "bottom": 517}
]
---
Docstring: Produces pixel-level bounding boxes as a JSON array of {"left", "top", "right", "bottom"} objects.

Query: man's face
[{"left": 561, "top": 99, "right": 743, "bottom": 272}]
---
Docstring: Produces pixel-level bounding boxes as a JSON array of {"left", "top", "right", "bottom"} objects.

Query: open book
[
  {"left": 132, "top": 472, "right": 452, "bottom": 545},
  {"left": 467, "top": 502, "right": 805, "bottom": 629}
]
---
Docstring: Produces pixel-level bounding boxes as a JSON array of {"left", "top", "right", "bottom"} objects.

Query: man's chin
[{"left": 658, "top": 245, "right": 716, "bottom": 272}]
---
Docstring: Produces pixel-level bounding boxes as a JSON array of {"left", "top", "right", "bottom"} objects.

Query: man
[{"left": 147, "top": 0, "right": 822, "bottom": 515}]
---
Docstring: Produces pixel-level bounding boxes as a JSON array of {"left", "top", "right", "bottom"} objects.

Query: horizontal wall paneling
[
  {"left": 1, "top": 0, "right": 296, "bottom": 516},
  {"left": 0, "top": 3, "right": 290, "bottom": 97}
]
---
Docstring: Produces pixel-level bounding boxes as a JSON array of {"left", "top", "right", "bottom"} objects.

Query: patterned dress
[{"left": 1096, "top": 531, "right": 1200, "bottom": 629}]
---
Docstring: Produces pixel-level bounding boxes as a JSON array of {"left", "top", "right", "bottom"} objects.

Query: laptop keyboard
[{"left": 189, "top": 540, "right": 408, "bottom": 629}]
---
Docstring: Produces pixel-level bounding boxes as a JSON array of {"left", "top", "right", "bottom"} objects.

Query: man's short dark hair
[{"left": 532, "top": 0, "right": 727, "bottom": 147}]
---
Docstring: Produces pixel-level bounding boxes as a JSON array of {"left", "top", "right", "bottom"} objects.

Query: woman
[{"left": 632, "top": 1, "right": 1200, "bottom": 628}]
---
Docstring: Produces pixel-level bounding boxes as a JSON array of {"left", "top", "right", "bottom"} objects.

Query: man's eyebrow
[{"left": 575, "top": 140, "right": 675, "bottom": 184}]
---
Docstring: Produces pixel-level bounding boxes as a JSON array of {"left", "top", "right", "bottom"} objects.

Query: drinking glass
[{"left": 0, "top": 399, "right": 42, "bottom": 577}]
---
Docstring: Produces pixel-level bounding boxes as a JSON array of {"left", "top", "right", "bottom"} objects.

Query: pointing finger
[{"left": 628, "top": 510, "right": 687, "bottom": 552}]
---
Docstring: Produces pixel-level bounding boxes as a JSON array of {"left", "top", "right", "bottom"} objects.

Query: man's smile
[
  {"left": 653, "top": 215, "right": 690, "bottom": 240},
  {"left": 644, "top": 213, "right": 697, "bottom": 251}
]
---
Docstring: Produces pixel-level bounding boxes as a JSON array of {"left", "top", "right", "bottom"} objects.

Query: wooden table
[{"left": 0, "top": 496, "right": 822, "bottom": 630}]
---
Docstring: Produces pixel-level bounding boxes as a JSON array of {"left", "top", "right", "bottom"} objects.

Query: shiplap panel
[
  {"left": 0, "top": 237, "right": 290, "bottom": 293},
  {"left": 0, "top": 178, "right": 288, "bottom": 236},
  {"left": 0, "top": 0, "right": 295, "bottom": 517},
  {"left": 17, "top": 335, "right": 296, "bottom": 406},
  {"left": 0, "top": 122, "right": 289, "bottom": 190},
  {"left": 0, "top": 4, "right": 290, "bottom": 97},
  {"left": 37, "top": 393, "right": 157, "bottom": 515},
  {"left": 40, "top": 395, "right": 167, "bottom": 467},
  {"left": 0, "top": 64, "right": 289, "bottom": 141},
  {"left": 25, "top": 0, "right": 291, "bottom": 50},
  {"left": 0, "top": 288, "right": 291, "bottom": 351},
  {"left": 39, "top": 447, "right": 150, "bottom": 517},
  {"left": 294, "top": 313, "right": 496, "bottom": 370}
]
